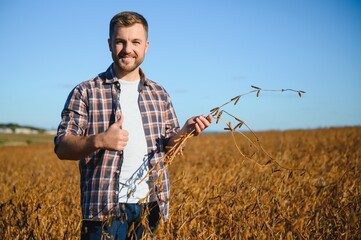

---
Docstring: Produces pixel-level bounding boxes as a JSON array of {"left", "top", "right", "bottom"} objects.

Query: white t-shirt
[{"left": 118, "top": 79, "right": 149, "bottom": 203}]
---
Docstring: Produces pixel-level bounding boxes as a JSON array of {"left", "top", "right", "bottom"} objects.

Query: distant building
[
  {"left": 0, "top": 127, "right": 13, "bottom": 134},
  {"left": 14, "top": 128, "right": 39, "bottom": 134}
]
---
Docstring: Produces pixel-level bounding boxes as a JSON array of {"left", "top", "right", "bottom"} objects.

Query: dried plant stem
[{"left": 209, "top": 86, "right": 308, "bottom": 172}]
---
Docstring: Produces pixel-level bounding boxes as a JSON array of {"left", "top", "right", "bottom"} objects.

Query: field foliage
[{"left": 1, "top": 127, "right": 360, "bottom": 239}]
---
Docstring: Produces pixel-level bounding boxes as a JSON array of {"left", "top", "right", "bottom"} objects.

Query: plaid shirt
[{"left": 55, "top": 65, "right": 179, "bottom": 220}]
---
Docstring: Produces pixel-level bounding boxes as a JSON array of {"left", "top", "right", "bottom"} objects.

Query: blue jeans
[{"left": 81, "top": 202, "right": 160, "bottom": 240}]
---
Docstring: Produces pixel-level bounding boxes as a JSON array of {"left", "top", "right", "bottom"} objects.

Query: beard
[{"left": 112, "top": 53, "right": 145, "bottom": 76}]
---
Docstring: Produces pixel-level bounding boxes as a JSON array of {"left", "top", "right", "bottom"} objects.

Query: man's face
[{"left": 108, "top": 23, "right": 149, "bottom": 78}]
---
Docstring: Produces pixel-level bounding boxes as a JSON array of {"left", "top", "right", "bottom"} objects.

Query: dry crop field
[{"left": 1, "top": 127, "right": 360, "bottom": 239}]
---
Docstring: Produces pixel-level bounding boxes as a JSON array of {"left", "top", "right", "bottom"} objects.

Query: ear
[
  {"left": 145, "top": 40, "right": 149, "bottom": 54},
  {"left": 108, "top": 38, "right": 112, "bottom": 52}
]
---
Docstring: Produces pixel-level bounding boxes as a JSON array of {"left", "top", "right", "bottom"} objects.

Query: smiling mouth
[{"left": 120, "top": 57, "right": 134, "bottom": 63}]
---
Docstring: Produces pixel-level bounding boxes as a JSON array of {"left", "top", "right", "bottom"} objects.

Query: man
[{"left": 54, "top": 11, "right": 212, "bottom": 239}]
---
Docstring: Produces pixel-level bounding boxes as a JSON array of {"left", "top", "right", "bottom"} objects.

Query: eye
[
  {"left": 116, "top": 40, "right": 124, "bottom": 45},
  {"left": 114, "top": 39, "right": 125, "bottom": 46},
  {"left": 133, "top": 40, "right": 141, "bottom": 46}
]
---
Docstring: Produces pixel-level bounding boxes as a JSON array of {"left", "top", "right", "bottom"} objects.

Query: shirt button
[{"left": 115, "top": 191, "right": 119, "bottom": 195}]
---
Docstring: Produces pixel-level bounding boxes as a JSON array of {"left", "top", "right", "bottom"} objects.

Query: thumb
[
  {"left": 115, "top": 114, "right": 124, "bottom": 128},
  {"left": 206, "top": 114, "right": 213, "bottom": 123}
]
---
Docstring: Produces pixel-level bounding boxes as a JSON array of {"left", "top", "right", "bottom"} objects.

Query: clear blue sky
[{"left": 0, "top": 0, "right": 360, "bottom": 132}]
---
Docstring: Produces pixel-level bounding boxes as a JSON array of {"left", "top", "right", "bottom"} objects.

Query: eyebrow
[{"left": 114, "top": 37, "right": 144, "bottom": 42}]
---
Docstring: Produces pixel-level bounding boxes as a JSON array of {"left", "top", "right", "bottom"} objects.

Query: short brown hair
[{"left": 109, "top": 11, "right": 148, "bottom": 38}]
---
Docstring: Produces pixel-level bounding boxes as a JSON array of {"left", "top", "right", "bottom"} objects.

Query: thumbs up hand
[{"left": 99, "top": 115, "right": 129, "bottom": 151}]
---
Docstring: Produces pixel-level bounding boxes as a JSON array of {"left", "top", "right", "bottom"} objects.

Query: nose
[{"left": 122, "top": 41, "right": 132, "bottom": 54}]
